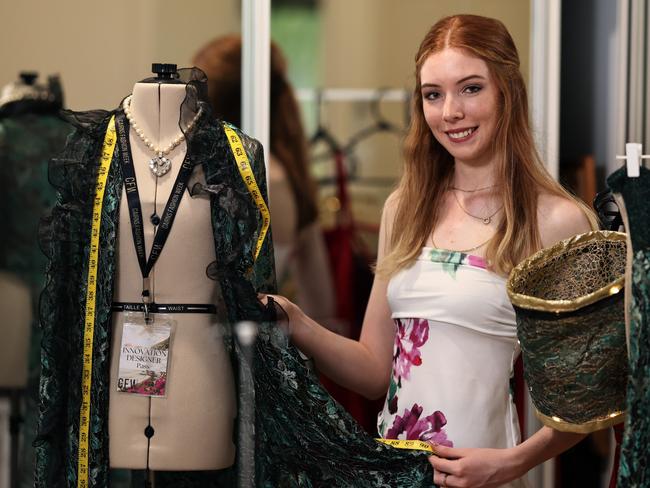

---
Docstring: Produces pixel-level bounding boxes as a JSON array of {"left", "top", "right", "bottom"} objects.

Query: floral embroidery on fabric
[
  {"left": 387, "top": 319, "right": 430, "bottom": 414},
  {"left": 277, "top": 359, "right": 298, "bottom": 390},
  {"left": 429, "top": 248, "right": 487, "bottom": 278},
  {"left": 386, "top": 403, "right": 453, "bottom": 446}
]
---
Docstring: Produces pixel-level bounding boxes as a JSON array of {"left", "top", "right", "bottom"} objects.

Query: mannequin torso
[{"left": 108, "top": 82, "right": 235, "bottom": 470}]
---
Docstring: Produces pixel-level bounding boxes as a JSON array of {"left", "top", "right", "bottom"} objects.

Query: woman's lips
[{"left": 446, "top": 126, "right": 478, "bottom": 143}]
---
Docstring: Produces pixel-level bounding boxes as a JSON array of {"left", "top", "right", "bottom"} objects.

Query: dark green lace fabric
[
  {"left": 35, "top": 102, "right": 433, "bottom": 487},
  {"left": 515, "top": 295, "right": 626, "bottom": 426},
  {"left": 608, "top": 166, "right": 650, "bottom": 487},
  {"left": 0, "top": 111, "right": 72, "bottom": 488}
]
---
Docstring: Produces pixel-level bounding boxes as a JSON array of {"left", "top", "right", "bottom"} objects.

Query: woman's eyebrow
[{"left": 421, "top": 74, "right": 486, "bottom": 89}]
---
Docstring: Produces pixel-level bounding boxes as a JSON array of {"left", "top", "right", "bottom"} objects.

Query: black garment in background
[{"left": 608, "top": 166, "right": 650, "bottom": 487}]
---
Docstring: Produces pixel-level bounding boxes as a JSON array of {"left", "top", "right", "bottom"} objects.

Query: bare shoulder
[
  {"left": 381, "top": 190, "right": 404, "bottom": 236},
  {"left": 537, "top": 193, "right": 593, "bottom": 248}
]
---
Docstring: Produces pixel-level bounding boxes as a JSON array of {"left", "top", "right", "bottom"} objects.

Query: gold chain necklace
[
  {"left": 450, "top": 184, "right": 498, "bottom": 193},
  {"left": 431, "top": 234, "right": 492, "bottom": 254},
  {"left": 451, "top": 190, "right": 502, "bottom": 225}
]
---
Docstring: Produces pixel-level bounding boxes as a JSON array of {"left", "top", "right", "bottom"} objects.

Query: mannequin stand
[
  {"left": 0, "top": 387, "right": 24, "bottom": 488},
  {"left": 145, "top": 469, "right": 155, "bottom": 488}
]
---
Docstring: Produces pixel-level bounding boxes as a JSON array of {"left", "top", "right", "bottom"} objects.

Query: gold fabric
[{"left": 507, "top": 231, "right": 627, "bottom": 312}]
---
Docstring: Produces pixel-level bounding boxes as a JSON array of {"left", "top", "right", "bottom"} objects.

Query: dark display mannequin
[
  {"left": 0, "top": 72, "right": 67, "bottom": 391},
  {"left": 0, "top": 71, "right": 70, "bottom": 488},
  {"left": 608, "top": 166, "right": 650, "bottom": 486}
]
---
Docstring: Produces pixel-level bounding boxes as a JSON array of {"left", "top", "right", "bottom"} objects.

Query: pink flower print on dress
[
  {"left": 385, "top": 403, "right": 453, "bottom": 447},
  {"left": 393, "top": 318, "right": 430, "bottom": 382},
  {"left": 387, "top": 319, "right": 430, "bottom": 414}
]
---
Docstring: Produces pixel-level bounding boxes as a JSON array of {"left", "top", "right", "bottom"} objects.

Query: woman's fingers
[
  {"left": 428, "top": 455, "right": 460, "bottom": 476},
  {"left": 431, "top": 444, "right": 464, "bottom": 459},
  {"left": 432, "top": 469, "right": 458, "bottom": 487}
]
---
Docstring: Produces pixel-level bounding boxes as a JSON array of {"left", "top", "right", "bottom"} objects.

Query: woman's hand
[
  {"left": 259, "top": 293, "right": 302, "bottom": 335},
  {"left": 429, "top": 444, "right": 523, "bottom": 488}
]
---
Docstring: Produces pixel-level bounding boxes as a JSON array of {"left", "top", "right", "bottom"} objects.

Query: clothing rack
[
  {"left": 616, "top": 142, "right": 650, "bottom": 177},
  {"left": 296, "top": 88, "right": 409, "bottom": 103},
  {"left": 306, "top": 87, "right": 409, "bottom": 180}
]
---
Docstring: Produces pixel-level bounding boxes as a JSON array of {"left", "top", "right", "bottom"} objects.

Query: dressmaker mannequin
[{"left": 108, "top": 73, "right": 236, "bottom": 470}]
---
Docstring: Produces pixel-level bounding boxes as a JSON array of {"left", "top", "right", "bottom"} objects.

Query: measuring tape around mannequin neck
[
  {"left": 77, "top": 115, "right": 116, "bottom": 488},
  {"left": 223, "top": 124, "right": 270, "bottom": 262}
]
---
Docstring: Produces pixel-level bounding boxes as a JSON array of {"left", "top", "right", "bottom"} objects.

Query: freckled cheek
[
  {"left": 422, "top": 107, "right": 443, "bottom": 135},
  {"left": 465, "top": 100, "right": 496, "bottom": 126}
]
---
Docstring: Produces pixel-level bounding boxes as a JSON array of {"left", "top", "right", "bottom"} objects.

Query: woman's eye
[
  {"left": 463, "top": 84, "right": 482, "bottom": 95},
  {"left": 423, "top": 91, "right": 441, "bottom": 101}
]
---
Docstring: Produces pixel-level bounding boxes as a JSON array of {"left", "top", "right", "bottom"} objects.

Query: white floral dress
[{"left": 378, "top": 247, "right": 529, "bottom": 488}]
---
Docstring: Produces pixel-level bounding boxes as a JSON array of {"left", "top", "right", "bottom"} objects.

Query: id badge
[{"left": 117, "top": 312, "right": 174, "bottom": 397}]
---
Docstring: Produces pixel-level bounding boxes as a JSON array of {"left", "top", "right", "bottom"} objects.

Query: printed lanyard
[{"left": 115, "top": 112, "right": 194, "bottom": 319}]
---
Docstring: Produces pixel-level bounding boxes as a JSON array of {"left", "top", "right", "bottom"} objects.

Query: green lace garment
[
  {"left": 608, "top": 166, "right": 650, "bottom": 487},
  {"left": 0, "top": 110, "right": 72, "bottom": 488},
  {"left": 35, "top": 98, "right": 433, "bottom": 486}
]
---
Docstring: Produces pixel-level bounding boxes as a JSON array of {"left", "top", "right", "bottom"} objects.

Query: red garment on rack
[
  {"left": 514, "top": 356, "right": 526, "bottom": 439},
  {"left": 609, "top": 423, "right": 624, "bottom": 488},
  {"left": 321, "top": 148, "right": 382, "bottom": 433}
]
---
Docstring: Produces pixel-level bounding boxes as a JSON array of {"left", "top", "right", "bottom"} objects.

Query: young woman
[
  {"left": 193, "top": 35, "right": 335, "bottom": 322},
  {"left": 265, "top": 14, "right": 598, "bottom": 488}
]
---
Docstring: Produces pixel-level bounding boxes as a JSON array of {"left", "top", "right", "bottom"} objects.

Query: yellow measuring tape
[
  {"left": 77, "top": 115, "right": 116, "bottom": 488},
  {"left": 375, "top": 438, "right": 435, "bottom": 453},
  {"left": 223, "top": 124, "right": 270, "bottom": 261}
]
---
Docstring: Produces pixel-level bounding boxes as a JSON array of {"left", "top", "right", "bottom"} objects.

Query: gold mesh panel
[{"left": 507, "top": 231, "right": 627, "bottom": 312}]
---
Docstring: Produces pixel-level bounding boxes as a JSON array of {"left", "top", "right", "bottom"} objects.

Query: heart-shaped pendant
[{"left": 149, "top": 156, "right": 172, "bottom": 177}]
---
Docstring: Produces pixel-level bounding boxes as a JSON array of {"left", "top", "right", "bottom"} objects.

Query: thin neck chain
[
  {"left": 450, "top": 184, "right": 498, "bottom": 193},
  {"left": 431, "top": 234, "right": 492, "bottom": 254},
  {"left": 451, "top": 190, "right": 502, "bottom": 225},
  {"left": 122, "top": 95, "right": 202, "bottom": 156}
]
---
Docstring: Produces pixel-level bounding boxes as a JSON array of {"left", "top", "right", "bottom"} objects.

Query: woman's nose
[{"left": 442, "top": 96, "right": 464, "bottom": 122}]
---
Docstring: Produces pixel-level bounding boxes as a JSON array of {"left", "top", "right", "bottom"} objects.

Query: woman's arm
[
  {"left": 267, "top": 193, "right": 400, "bottom": 399},
  {"left": 278, "top": 274, "right": 395, "bottom": 399}
]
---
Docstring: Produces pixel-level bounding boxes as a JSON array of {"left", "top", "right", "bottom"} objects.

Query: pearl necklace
[{"left": 122, "top": 95, "right": 202, "bottom": 177}]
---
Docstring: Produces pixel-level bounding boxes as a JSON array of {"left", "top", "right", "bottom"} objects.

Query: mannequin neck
[{"left": 128, "top": 82, "right": 188, "bottom": 151}]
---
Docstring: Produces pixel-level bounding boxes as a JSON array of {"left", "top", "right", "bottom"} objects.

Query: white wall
[{"left": 0, "top": 0, "right": 240, "bottom": 110}]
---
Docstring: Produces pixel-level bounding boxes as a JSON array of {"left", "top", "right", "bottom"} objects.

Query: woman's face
[{"left": 420, "top": 48, "right": 500, "bottom": 167}]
